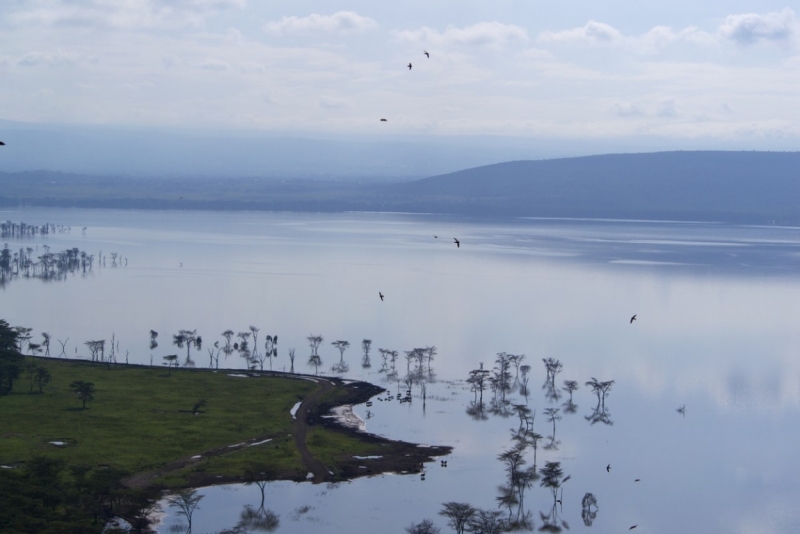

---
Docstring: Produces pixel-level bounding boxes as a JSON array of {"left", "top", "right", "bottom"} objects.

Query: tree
[
  {"left": 149, "top": 330, "right": 158, "bottom": 351},
  {"left": 69, "top": 380, "right": 95, "bottom": 409},
  {"left": 41, "top": 332, "right": 51, "bottom": 357},
  {"left": 249, "top": 326, "right": 260, "bottom": 361},
  {"left": 263, "top": 335, "right": 278, "bottom": 371},
  {"left": 288, "top": 348, "right": 296, "bottom": 373},
  {"left": 543, "top": 407, "right": 562, "bottom": 450},
  {"left": 173, "top": 329, "right": 200, "bottom": 366},
  {"left": 331, "top": 340, "right": 350, "bottom": 363},
  {"left": 163, "top": 354, "right": 179, "bottom": 376},
  {"left": 0, "top": 320, "right": 24, "bottom": 395},
  {"left": 539, "top": 461, "right": 565, "bottom": 504},
  {"left": 439, "top": 502, "right": 476, "bottom": 534},
  {"left": 405, "top": 519, "right": 440, "bottom": 534},
  {"left": 467, "top": 365, "right": 491, "bottom": 404},
  {"left": 542, "top": 358, "right": 564, "bottom": 403},
  {"left": 493, "top": 353, "right": 513, "bottom": 402},
  {"left": 467, "top": 509, "right": 507, "bottom": 534},
  {"left": 166, "top": 489, "right": 204, "bottom": 533},
  {"left": 424, "top": 345, "right": 436, "bottom": 376},
  {"left": 307, "top": 335, "right": 323, "bottom": 356},
  {"left": 362, "top": 339, "right": 372, "bottom": 368},
  {"left": 27, "top": 365, "right": 51, "bottom": 393},
  {"left": 308, "top": 353, "right": 322, "bottom": 375}
]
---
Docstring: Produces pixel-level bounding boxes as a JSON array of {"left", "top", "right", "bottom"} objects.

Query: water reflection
[{"left": 584, "top": 378, "right": 615, "bottom": 426}]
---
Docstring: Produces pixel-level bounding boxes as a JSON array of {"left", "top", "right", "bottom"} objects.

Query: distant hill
[
  {"left": 392, "top": 151, "right": 800, "bottom": 221},
  {"left": 2, "top": 151, "right": 799, "bottom": 223}
]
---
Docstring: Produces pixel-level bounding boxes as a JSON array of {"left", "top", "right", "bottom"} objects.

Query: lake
[{"left": 2, "top": 207, "right": 800, "bottom": 533}]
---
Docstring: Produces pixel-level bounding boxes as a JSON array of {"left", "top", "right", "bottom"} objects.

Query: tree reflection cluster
[{"left": 1, "top": 243, "right": 101, "bottom": 287}]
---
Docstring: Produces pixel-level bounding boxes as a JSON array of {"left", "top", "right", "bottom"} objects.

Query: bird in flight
[
  {"left": 379, "top": 292, "right": 384, "bottom": 301},
  {"left": 606, "top": 464, "right": 611, "bottom": 472},
  {"left": 454, "top": 238, "right": 460, "bottom": 248},
  {"left": 424, "top": 50, "right": 430, "bottom": 58},
  {"left": 434, "top": 235, "right": 438, "bottom": 238},
  {"left": 380, "top": 118, "right": 387, "bottom": 122},
  {"left": 0, "top": 141, "right": 5, "bottom": 146},
  {"left": 629, "top": 526, "right": 637, "bottom": 530},
  {"left": 635, "top": 478, "right": 641, "bottom": 482},
  {"left": 677, "top": 404, "right": 686, "bottom": 416},
  {"left": 630, "top": 314, "right": 637, "bottom": 324},
  {"left": 407, "top": 62, "right": 412, "bottom": 70}
]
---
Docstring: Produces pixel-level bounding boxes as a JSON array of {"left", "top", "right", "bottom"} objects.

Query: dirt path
[
  {"left": 293, "top": 376, "right": 334, "bottom": 483},
  {"left": 125, "top": 373, "right": 334, "bottom": 489}
]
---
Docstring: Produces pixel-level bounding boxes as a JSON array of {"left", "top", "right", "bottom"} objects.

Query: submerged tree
[
  {"left": 362, "top": 339, "right": 373, "bottom": 369},
  {"left": 519, "top": 364, "right": 531, "bottom": 399},
  {"left": 173, "top": 330, "right": 201, "bottom": 367},
  {"left": 562, "top": 380, "right": 579, "bottom": 414},
  {"left": 543, "top": 407, "right": 562, "bottom": 450},
  {"left": 308, "top": 353, "right": 322, "bottom": 375},
  {"left": 581, "top": 493, "right": 599, "bottom": 527},
  {"left": 542, "top": 358, "right": 563, "bottom": 403},
  {"left": 439, "top": 502, "right": 476, "bottom": 534},
  {"left": 467, "top": 365, "right": 491, "bottom": 405}
]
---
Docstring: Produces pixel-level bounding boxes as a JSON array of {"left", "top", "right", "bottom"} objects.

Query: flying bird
[
  {"left": 606, "top": 464, "right": 611, "bottom": 472},
  {"left": 635, "top": 479, "right": 641, "bottom": 482},
  {"left": 379, "top": 292, "right": 384, "bottom": 301},
  {"left": 424, "top": 50, "right": 430, "bottom": 58},
  {"left": 630, "top": 314, "right": 637, "bottom": 324},
  {"left": 434, "top": 235, "right": 438, "bottom": 238},
  {"left": 629, "top": 526, "right": 637, "bottom": 530},
  {"left": 454, "top": 238, "right": 460, "bottom": 248},
  {"left": 407, "top": 62, "right": 412, "bottom": 70},
  {"left": 0, "top": 141, "right": 5, "bottom": 146},
  {"left": 380, "top": 118, "right": 387, "bottom": 122},
  {"left": 677, "top": 404, "right": 686, "bottom": 416},
  {"left": 562, "top": 475, "right": 571, "bottom": 483}
]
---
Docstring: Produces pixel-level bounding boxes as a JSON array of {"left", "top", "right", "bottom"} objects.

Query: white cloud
[
  {"left": 396, "top": 22, "right": 529, "bottom": 47},
  {"left": 16, "top": 50, "right": 75, "bottom": 67},
  {"left": 264, "top": 11, "right": 377, "bottom": 35},
  {"left": 719, "top": 8, "right": 798, "bottom": 45},
  {"left": 612, "top": 102, "right": 643, "bottom": 117},
  {"left": 8, "top": 0, "right": 246, "bottom": 30},
  {"left": 539, "top": 20, "right": 623, "bottom": 45}
]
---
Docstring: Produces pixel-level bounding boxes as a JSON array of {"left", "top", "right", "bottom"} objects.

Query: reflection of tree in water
[
  {"left": 466, "top": 400, "right": 489, "bottom": 421},
  {"left": 543, "top": 408, "right": 562, "bottom": 450},
  {"left": 538, "top": 462, "right": 569, "bottom": 533},
  {"left": 561, "top": 380, "right": 579, "bottom": 414},
  {"left": 581, "top": 493, "right": 599, "bottom": 526},
  {"left": 585, "top": 378, "right": 615, "bottom": 426},
  {"left": 237, "top": 505, "right": 280, "bottom": 532},
  {"left": 542, "top": 358, "right": 563, "bottom": 403},
  {"left": 1, "top": 244, "right": 97, "bottom": 288},
  {"left": 519, "top": 364, "right": 531, "bottom": 400}
]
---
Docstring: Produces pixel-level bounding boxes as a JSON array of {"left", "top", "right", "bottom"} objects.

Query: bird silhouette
[
  {"left": 606, "top": 464, "right": 611, "bottom": 472},
  {"left": 407, "top": 62, "right": 412, "bottom": 70},
  {"left": 635, "top": 478, "right": 641, "bottom": 482},
  {"left": 630, "top": 314, "right": 637, "bottom": 324},
  {"left": 380, "top": 118, "right": 387, "bottom": 122},
  {"left": 424, "top": 50, "right": 430, "bottom": 58},
  {"left": 0, "top": 141, "right": 5, "bottom": 146},
  {"left": 434, "top": 235, "right": 438, "bottom": 238},
  {"left": 379, "top": 292, "right": 384, "bottom": 301},
  {"left": 677, "top": 404, "right": 686, "bottom": 416},
  {"left": 454, "top": 238, "right": 460, "bottom": 248},
  {"left": 629, "top": 526, "right": 637, "bottom": 530}
]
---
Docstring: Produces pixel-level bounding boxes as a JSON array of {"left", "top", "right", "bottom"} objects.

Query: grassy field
[{"left": 0, "top": 357, "right": 317, "bottom": 485}]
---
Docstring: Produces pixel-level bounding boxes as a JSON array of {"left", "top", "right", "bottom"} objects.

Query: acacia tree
[
  {"left": 439, "top": 502, "right": 476, "bottom": 534},
  {"left": 542, "top": 358, "right": 564, "bottom": 403},
  {"left": 405, "top": 519, "right": 440, "bottom": 534},
  {"left": 307, "top": 335, "right": 323, "bottom": 356},
  {"left": 331, "top": 341, "right": 350, "bottom": 364},
  {"left": 173, "top": 330, "right": 201, "bottom": 367},
  {"left": 166, "top": 489, "right": 204, "bottom": 533},
  {"left": 362, "top": 339, "right": 372, "bottom": 368},
  {"left": 467, "top": 365, "right": 491, "bottom": 404},
  {"left": 41, "top": 332, "right": 51, "bottom": 357},
  {"left": 163, "top": 354, "right": 179, "bottom": 376},
  {"left": 70, "top": 380, "right": 95, "bottom": 409}
]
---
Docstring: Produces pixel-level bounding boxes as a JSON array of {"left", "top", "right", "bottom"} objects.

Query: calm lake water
[{"left": 3, "top": 207, "right": 800, "bottom": 534}]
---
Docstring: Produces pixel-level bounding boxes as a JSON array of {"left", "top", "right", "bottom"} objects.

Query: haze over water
[{"left": 3, "top": 207, "right": 800, "bottom": 533}]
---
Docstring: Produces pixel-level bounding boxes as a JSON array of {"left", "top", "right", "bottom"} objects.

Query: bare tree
[
  {"left": 56, "top": 337, "right": 69, "bottom": 358},
  {"left": 249, "top": 326, "right": 260, "bottom": 360},
  {"left": 288, "top": 348, "right": 296, "bottom": 373},
  {"left": 467, "top": 509, "right": 507, "bottom": 534},
  {"left": 307, "top": 335, "right": 323, "bottom": 356}
]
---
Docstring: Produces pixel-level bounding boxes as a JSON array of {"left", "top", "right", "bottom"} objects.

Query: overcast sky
[{"left": 1, "top": 1, "right": 799, "bottom": 149}]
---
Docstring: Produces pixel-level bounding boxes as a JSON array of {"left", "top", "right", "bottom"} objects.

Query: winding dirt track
[
  {"left": 125, "top": 373, "right": 335, "bottom": 488},
  {"left": 293, "top": 376, "right": 335, "bottom": 483}
]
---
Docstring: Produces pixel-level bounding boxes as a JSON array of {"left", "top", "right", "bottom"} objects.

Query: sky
[{"left": 0, "top": 1, "right": 799, "bottom": 170}]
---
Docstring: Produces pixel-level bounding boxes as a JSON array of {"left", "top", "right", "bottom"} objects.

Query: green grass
[{"left": 0, "top": 358, "right": 315, "bottom": 478}]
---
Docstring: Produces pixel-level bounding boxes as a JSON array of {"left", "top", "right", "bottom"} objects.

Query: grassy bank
[{"left": 0, "top": 357, "right": 316, "bottom": 484}]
